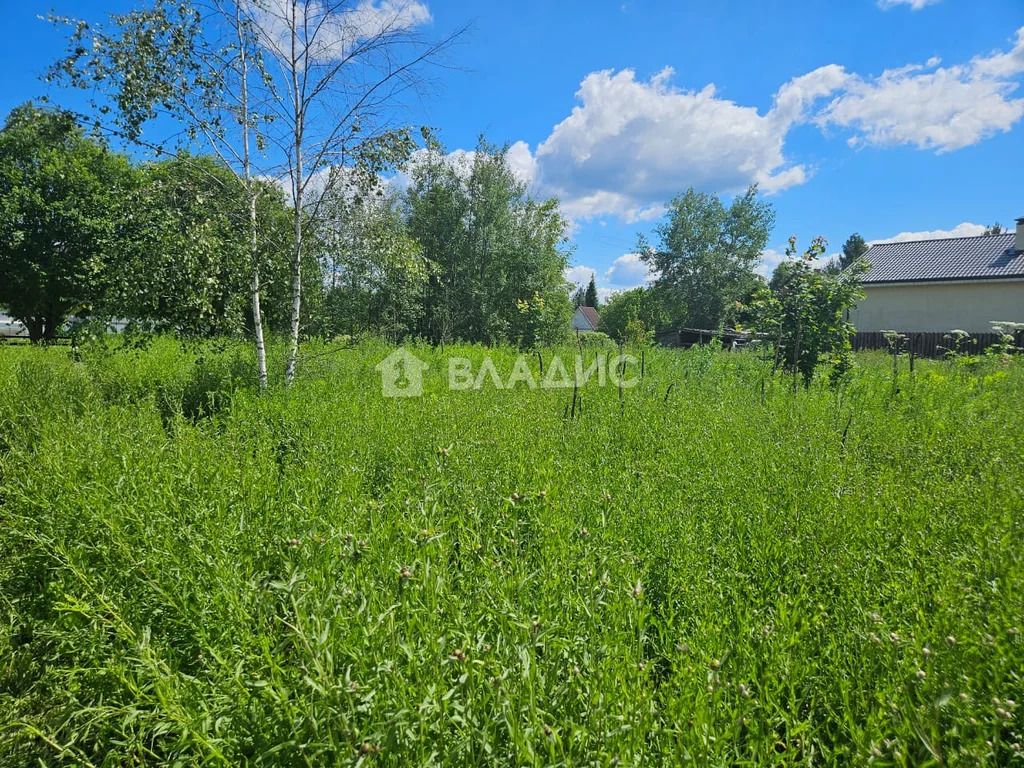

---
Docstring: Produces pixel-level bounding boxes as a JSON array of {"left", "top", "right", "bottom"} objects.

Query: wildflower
[
  {"left": 888, "top": 632, "right": 900, "bottom": 644},
  {"left": 538, "top": 490, "right": 547, "bottom": 498},
  {"left": 632, "top": 581, "right": 643, "bottom": 598},
  {"left": 399, "top": 566, "right": 412, "bottom": 580},
  {"left": 676, "top": 642, "right": 690, "bottom": 654},
  {"left": 637, "top": 663, "right": 645, "bottom": 671},
  {"left": 739, "top": 683, "right": 751, "bottom": 698},
  {"left": 451, "top": 648, "right": 466, "bottom": 662},
  {"left": 959, "top": 692, "right": 970, "bottom": 701},
  {"left": 868, "top": 632, "right": 880, "bottom": 643},
  {"left": 946, "top": 635, "right": 957, "bottom": 646},
  {"left": 922, "top": 647, "right": 931, "bottom": 657},
  {"left": 710, "top": 658, "right": 721, "bottom": 671},
  {"left": 916, "top": 669, "right": 926, "bottom": 680},
  {"left": 511, "top": 492, "right": 520, "bottom": 502},
  {"left": 580, "top": 527, "right": 589, "bottom": 537},
  {"left": 870, "top": 612, "right": 881, "bottom": 623},
  {"left": 543, "top": 725, "right": 553, "bottom": 737},
  {"left": 604, "top": 491, "right": 612, "bottom": 501},
  {"left": 287, "top": 537, "right": 301, "bottom": 547}
]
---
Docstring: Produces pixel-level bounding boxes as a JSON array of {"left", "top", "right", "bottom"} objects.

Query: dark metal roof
[
  {"left": 860, "top": 233, "right": 1024, "bottom": 284},
  {"left": 577, "top": 305, "right": 600, "bottom": 328}
]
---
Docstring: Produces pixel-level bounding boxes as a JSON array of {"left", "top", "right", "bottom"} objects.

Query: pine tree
[
  {"left": 839, "top": 233, "right": 869, "bottom": 270},
  {"left": 584, "top": 273, "right": 599, "bottom": 308}
]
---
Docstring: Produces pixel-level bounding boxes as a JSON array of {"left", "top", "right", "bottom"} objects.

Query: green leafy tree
[
  {"left": 49, "top": 0, "right": 278, "bottom": 385},
  {"left": 406, "top": 137, "right": 572, "bottom": 346},
  {"left": 640, "top": 185, "right": 774, "bottom": 330},
  {"left": 599, "top": 286, "right": 669, "bottom": 344},
  {"left": 49, "top": 0, "right": 463, "bottom": 385},
  {"left": 0, "top": 103, "right": 135, "bottom": 342},
  {"left": 840, "top": 233, "right": 869, "bottom": 270},
  {"left": 313, "top": 175, "right": 432, "bottom": 341},
  {"left": 584, "top": 273, "right": 599, "bottom": 308},
  {"left": 752, "top": 235, "right": 868, "bottom": 387},
  {"left": 111, "top": 154, "right": 292, "bottom": 337}
]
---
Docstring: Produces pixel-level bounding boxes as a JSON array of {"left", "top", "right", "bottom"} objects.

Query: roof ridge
[{"left": 872, "top": 232, "right": 1013, "bottom": 246}]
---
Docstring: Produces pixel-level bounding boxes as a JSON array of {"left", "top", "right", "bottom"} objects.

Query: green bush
[{"left": 574, "top": 330, "right": 616, "bottom": 348}]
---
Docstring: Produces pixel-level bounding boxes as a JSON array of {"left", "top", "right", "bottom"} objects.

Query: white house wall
[{"left": 850, "top": 280, "right": 1024, "bottom": 333}]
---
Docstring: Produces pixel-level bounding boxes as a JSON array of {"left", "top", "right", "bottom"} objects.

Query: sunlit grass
[{"left": 1, "top": 337, "right": 1022, "bottom": 765}]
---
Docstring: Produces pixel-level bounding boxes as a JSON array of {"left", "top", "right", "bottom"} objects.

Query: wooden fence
[{"left": 851, "top": 331, "right": 1021, "bottom": 357}]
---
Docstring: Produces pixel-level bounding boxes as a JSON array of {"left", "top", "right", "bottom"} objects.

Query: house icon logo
[{"left": 375, "top": 348, "right": 429, "bottom": 398}]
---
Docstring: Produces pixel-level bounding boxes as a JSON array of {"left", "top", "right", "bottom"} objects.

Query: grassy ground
[{"left": 1, "top": 337, "right": 1022, "bottom": 766}]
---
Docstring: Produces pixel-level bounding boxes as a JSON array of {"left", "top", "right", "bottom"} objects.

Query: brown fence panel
[{"left": 852, "top": 331, "right": 1011, "bottom": 357}]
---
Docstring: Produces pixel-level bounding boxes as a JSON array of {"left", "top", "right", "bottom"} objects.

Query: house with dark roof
[
  {"left": 849, "top": 217, "right": 1024, "bottom": 333},
  {"left": 572, "top": 305, "right": 601, "bottom": 332}
]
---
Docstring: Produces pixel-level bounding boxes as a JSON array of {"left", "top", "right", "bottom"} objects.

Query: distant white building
[
  {"left": 850, "top": 219, "right": 1024, "bottom": 333},
  {"left": 572, "top": 305, "right": 600, "bottom": 332}
]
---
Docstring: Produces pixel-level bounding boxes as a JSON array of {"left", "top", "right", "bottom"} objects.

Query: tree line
[
  {"left": 0, "top": 105, "right": 573, "bottom": 350},
  {"left": 0, "top": 0, "right": 870, "bottom": 388}
]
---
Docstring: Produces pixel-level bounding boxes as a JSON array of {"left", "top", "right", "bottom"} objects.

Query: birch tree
[
  {"left": 245, "top": 0, "right": 464, "bottom": 383},
  {"left": 49, "top": 0, "right": 282, "bottom": 388}
]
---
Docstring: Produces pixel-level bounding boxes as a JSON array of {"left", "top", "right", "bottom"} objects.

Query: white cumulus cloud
[
  {"left": 531, "top": 66, "right": 838, "bottom": 223},
  {"left": 819, "top": 28, "right": 1024, "bottom": 153},
  {"left": 251, "top": 0, "right": 432, "bottom": 62},
  {"left": 870, "top": 222, "right": 988, "bottom": 244},
  {"left": 604, "top": 252, "right": 657, "bottom": 288},
  {"left": 565, "top": 265, "right": 597, "bottom": 288}
]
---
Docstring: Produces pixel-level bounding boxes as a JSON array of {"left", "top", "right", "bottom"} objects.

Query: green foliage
[
  {"left": 0, "top": 103, "right": 136, "bottom": 341},
  {"left": 988, "top": 322, "right": 1024, "bottom": 360},
  {"left": 2, "top": 342, "right": 1023, "bottom": 764},
  {"left": 406, "top": 137, "right": 573, "bottom": 345},
  {"left": 600, "top": 286, "right": 669, "bottom": 343},
  {"left": 112, "top": 154, "right": 291, "bottom": 336},
  {"left": 841, "top": 232, "right": 870, "bottom": 270},
  {"left": 583, "top": 274, "right": 599, "bottom": 309},
  {"left": 312, "top": 176, "right": 431, "bottom": 342},
  {"left": 574, "top": 329, "right": 617, "bottom": 348},
  {"left": 640, "top": 185, "right": 774, "bottom": 330},
  {"left": 752, "top": 235, "right": 868, "bottom": 386}
]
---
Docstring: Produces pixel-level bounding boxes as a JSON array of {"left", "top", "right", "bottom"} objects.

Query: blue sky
[{"left": 4, "top": 0, "right": 1023, "bottom": 299}]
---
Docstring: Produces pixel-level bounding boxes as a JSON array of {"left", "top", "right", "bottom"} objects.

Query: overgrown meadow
[{"left": 1, "top": 338, "right": 1022, "bottom": 766}]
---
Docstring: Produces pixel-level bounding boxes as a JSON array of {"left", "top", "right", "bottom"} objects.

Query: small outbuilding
[{"left": 572, "top": 305, "right": 601, "bottom": 332}]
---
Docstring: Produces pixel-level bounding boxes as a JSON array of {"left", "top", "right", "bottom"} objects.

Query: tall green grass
[{"left": 1, "top": 337, "right": 1022, "bottom": 765}]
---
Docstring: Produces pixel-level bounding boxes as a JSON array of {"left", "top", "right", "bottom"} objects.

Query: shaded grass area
[{"left": 1, "top": 337, "right": 1022, "bottom": 765}]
